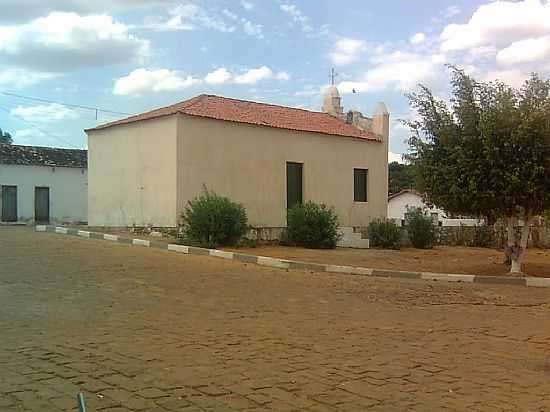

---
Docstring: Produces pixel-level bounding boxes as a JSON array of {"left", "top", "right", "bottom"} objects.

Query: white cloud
[
  {"left": 389, "top": 152, "right": 404, "bottom": 164},
  {"left": 0, "top": 0, "right": 168, "bottom": 23},
  {"left": 275, "top": 71, "right": 291, "bottom": 81},
  {"left": 338, "top": 51, "right": 442, "bottom": 94},
  {"left": 480, "top": 69, "right": 530, "bottom": 88},
  {"left": 0, "top": 68, "right": 56, "bottom": 88},
  {"left": 496, "top": 35, "right": 550, "bottom": 65},
  {"left": 205, "top": 67, "right": 232, "bottom": 85},
  {"left": 148, "top": 3, "right": 235, "bottom": 32},
  {"left": 329, "top": 38, "right": 367, "bottom": 66},
  {"left": 241, "top": 0, "right": 254, "bottom": 10},
  {"left": 113, "top": 68, "right": 200, "bottom": 96},
  {"left": 444, "top": 5, "right": 461, "bottom": 19},
  {"left": 11, "top": 103, "right": 78, "bottom": 123},
  {"left": 280, "top": 3, "right": 313, "bottom": 32},
  {"left": 0, "top": 12, "right": 149, "bottom": 72},
  {"left": 234, "top": 66, "right": 274, "bottom": 84},
  {"left": 242, "top": 19, "right": 263, "bottom": 38},
  {"left": 410, "top": 32, "right": 426, "bottom": 45},
  {"left": 440, "top": 0, "right": 550, "bottom": 53}
]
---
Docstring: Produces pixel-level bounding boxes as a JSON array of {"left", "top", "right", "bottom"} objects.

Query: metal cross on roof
[{"left": 330, "top": 68, "right": 338, "bottom": 85}]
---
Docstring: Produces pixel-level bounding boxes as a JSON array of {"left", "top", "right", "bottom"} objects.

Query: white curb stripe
[
  {"left": 326, "top": 265, "right": 354, "bottom": 274},
  {"left": 132, "top": 239, "right": 150, "bottom": 247},
  {"left": 526, "top": 277, "right": 550, "bottom": 288},
  {"left": 257, "top": 256, "right": 290, "bottom": 269},
  {"left": 77, "top": 230, "right": 90, "bottom": 238},
  {"left": 351, "top": 267, "right": 373, "bottom": 276},
  {"left": 103, "top": 234, "right": 118, "bottom": 241},
  {"left": 446, "top": 274, "right": 475, "bottom": 283},
  {"left": 35, "top": 225, "right": 47, "bottom": 232},
  {"left": 55, "top": 227, "right": 68, "bottom": 234},
  {"left": 168, "top": 244, "right": 189, "bottom": 254},
  {"left": 421, "top": 273, "right": 449, "bottom": 281},
  {"left": 210, "top": 250, "right": 234, "bottom": 259}
]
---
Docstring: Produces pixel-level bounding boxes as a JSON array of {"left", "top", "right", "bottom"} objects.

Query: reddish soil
[{"left": 227, "top": 245, "right": 550, "bottom": 278}]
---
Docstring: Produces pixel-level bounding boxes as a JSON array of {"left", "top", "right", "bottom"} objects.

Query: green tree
[
  {"left": 405, "top": 67, "right": 550, "bottom": 274},
  {"left": 388, "top": 161, "right": 415, "bottom": 195},
  {"left": 0, "top": 128, "right": 13, "bottom": 144}
]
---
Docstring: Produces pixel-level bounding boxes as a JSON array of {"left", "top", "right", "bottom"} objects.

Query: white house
[
  {"left": 387, "top": 189, "right": 482, "bottom": 227},
  {"left": 0, "top": 144, "right": 88, "bottom": 224}
]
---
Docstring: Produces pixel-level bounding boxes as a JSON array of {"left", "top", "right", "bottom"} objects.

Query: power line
[
  {"left": 0, "top": 106, "right": 81, "bottom": 149},
  {"left": 0, "top": 91, "right": 133, "bottom": 119}
]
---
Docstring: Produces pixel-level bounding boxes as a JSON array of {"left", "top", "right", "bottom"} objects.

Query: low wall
[{"left": 437, "top": 225, "right": 550, "bottom": 249}]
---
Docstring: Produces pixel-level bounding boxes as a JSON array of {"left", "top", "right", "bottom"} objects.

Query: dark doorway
[
  {"left": 35, "top": 187, "right": 50, "bottom": 223},
  {"left": 1, "top": 185, "right": 18, "bottom": 222},
  {"left": 286, "top": 162, "right": 303, "bottom": 209}
]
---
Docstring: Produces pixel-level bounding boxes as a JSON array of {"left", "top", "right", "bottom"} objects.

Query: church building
[{"left": 86, "top": 86, "right": 389, "bottom": 245}]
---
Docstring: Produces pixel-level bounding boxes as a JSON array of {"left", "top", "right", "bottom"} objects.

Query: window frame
[{"left": 353, "top": 168, "right": 368, "bottom": 203}]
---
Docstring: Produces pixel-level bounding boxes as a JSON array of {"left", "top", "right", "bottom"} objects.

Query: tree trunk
[
  {"left": 504, "top": 216, "right": 517, "bottom": 266},
  {"left": 509, "top": 215, "right": 532, "bottom": 275}
]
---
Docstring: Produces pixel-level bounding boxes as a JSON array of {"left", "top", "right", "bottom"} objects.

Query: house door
[
  {"left": 286, "top": 162, "right": 303, "bottom": 209},
  {"left": 1, "top": 185, "right": 18, "bottom": 222},
  {"left": 35, "top": 187, "right": 50, "bottom": 223}
]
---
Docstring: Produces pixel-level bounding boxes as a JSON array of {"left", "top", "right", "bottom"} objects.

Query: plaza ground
[{"left": 1, "top": 226, "right": 550, "bottom": 411}]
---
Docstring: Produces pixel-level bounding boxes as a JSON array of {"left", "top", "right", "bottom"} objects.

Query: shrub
[
  {"left": 405, "top": 206, "right": 435, "bottom": 249},
  {"left": 286, "top": 201, "right": 340, "bottom": 249},
  {"left": 367, "top": 219, "right": 402, "bottom": 249},
  {"left": 471, "top": 225, "right": 495, "bottom": 248},
  {"left": 180, "top": 189, "right": 248, "bottom": 248}
]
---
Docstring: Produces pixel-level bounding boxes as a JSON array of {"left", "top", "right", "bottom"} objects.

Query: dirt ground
[
  {"left": 228, "top": 245, "right": 550, "bottom": 277},
  {"left": 67, "top": 224, "right": 550, "bottom": 277},
  {"left": 2, "top": 226, "right": 550, "bottom": 411}
]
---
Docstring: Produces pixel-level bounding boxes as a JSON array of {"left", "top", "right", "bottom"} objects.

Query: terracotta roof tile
[{"left": 86, "top": 94, "right": 379, "bottom": 141}]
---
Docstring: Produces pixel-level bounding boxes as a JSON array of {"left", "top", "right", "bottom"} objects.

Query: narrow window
[
  {"left": 354, "top": 168, "right": 368, "bottom": 202},
  {"left": 286, "top": 162, "right": 303, "bottom": 209}
]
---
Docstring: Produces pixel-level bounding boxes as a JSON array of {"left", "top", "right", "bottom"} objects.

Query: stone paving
[{"left": 1, "top": 227, "right": 550, "bottom": 411}]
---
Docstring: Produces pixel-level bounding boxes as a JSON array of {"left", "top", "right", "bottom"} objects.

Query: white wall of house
[
  {"left": 87, "top": 116, "right": 178, "bottom": 227},
  {"left": 0, "top": 164, "right": 88, "bottom": 223},
  {"left": 387, "top": 191, "right": 482, "bottom": 227}
]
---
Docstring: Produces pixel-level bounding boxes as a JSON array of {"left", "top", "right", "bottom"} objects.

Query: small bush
[
  {"left": 180, "top": 189, "right": 248, "bottom": 248},
  {"left": 368, "top": 219, "right": 402, "bottom": 249},
  {"left": 286, "top": 201, "right": 340, "bottom": 249},
  {"left": 406, "top": 206, "right": 435, "bottom": 249},
  {"left": 471, "top": 225, "right": 495, "bottom": 248}
]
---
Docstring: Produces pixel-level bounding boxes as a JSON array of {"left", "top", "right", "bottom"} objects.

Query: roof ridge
[
  {"left": 3, "top": 143, "right": 86, "bottom": 152},
  {"left": 198, "top": 94, "right": 327, "bottom": 115}
]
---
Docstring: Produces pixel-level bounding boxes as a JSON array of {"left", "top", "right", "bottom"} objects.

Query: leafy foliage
[
  {"left": 180, "top": 189, "right": 248, "bottom": 248},
  {"left": 0, "top": 128, "right": 13, "bottom": 145},
  {"left": 367, "top": 219, "right": 402, "bottom": 249},
  {"left": 286, "top": 201, "right": 340, "bottom": 249},
  {"left": 405, "top": 67, "right": 550, "bottom": 271},
  {"left": 388, "top": 161, "right": 416, "bottom": 195},
  {"left": 471, "top": 226, "right": 495, "bottom": 248},
  {"left": 405, "top": 207, "right": 435, "bottom": 249}
]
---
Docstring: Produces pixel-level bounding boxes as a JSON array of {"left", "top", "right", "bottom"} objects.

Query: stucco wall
[
  {"left": 0, "top": 164, "right": 87, "bottom": 223},
  {"left": 87, "top": 116, "right": 178, "bottom": 227},
  {"left": 177, "top": 114, "right": 388, "bottom": 228}
]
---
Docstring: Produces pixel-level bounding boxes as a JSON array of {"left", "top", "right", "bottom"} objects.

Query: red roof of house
[{"left": 86, "top": 94, "right": 379, "bottom": 141}]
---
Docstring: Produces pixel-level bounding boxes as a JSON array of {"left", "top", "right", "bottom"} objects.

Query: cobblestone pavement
[{"left": 2, "top": 227, "right": 550, "bottom": 412}]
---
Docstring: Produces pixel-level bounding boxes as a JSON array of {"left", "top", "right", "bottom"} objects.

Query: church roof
[
  {"left": 0, "top": 144, "right": 87, "bottom": 168},
  {"left": 86, "top": 94, "right": 379, "bottom": 141}
]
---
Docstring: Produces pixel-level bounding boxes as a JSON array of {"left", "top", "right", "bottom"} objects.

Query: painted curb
[{"left": 36, "top": 225, "right": 550, "bottom": 288}]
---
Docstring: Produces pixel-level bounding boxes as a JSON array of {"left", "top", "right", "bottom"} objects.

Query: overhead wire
[{"left": 0, "top": 106, "right": 82, "bottom": 149}]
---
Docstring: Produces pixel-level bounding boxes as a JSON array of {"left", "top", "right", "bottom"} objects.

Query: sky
[{"left": 1, "top": 0, "right": 550, "bottom": 162}]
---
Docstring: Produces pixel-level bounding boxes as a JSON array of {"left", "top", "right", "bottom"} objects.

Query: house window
[{"left": 354, "top": 168, "right": 368, "bottom": 202}]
